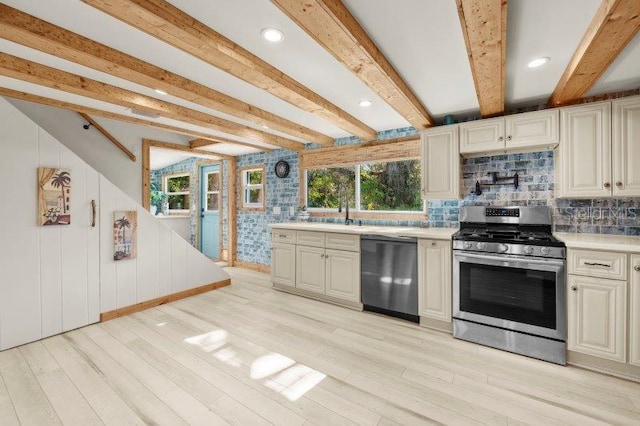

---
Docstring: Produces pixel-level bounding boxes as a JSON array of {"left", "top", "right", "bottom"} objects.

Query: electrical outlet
[
  {"left": 273, "top": 206, "right": 281, "bottom": 215},
  {"left": 289, "top": 207, "right": 295, "bottom": 216}
]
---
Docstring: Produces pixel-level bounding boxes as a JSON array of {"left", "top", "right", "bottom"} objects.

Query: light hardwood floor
[{"left": 1, "top": 267, "right": 639, "bottom": 425}]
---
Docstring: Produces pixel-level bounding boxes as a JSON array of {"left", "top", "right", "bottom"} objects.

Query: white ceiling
[
  {"left": 2, "top": 0, "right": 640, "bottom": 154},
  {"left": 150, "top": 147, "right": 202, "bottom": 170}
]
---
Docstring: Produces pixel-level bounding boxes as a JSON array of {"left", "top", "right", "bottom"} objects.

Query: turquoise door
[{"left": 199, "top": 164, "right": 220, "bottom": 259}]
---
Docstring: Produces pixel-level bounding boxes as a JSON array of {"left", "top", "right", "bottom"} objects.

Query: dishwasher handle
[{"left": 360, "top": 234, "right": 417, "bottom": 243}]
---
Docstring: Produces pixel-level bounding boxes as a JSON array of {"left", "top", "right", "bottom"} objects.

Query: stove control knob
[
  {"left": 540, "top": 247, "right": 550, "bottom": 256},
  {"left": 523, "top": 246, "right": 534, "bottom": 255},
  {"left": 463, "top": 241, "right": 472, "bottom": 249},
  {"left": 476, "top": 242, "right": 486, "bottom": 250},
  {"left": 498, "top": 243, "right": 509, "bottom": 253}
]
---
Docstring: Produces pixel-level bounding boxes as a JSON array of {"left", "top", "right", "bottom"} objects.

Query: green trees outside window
[{"left": 307, "top": 160, "right": 422, "bottom": 212}]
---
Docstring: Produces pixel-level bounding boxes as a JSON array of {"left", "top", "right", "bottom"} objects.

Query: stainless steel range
[{"left": 452, "top": 206, "right": 567, "bottom": 365}]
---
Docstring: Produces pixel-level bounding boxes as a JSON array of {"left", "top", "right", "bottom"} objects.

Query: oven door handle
[{"left": 454, "top": 252, "right": 565, "bottom": 269}]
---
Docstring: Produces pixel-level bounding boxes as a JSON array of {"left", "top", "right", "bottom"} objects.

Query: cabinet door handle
[
  {"left": 584, "top": 262, "right": 611, "bottom": 268},
  {"left": 507, "top": 135, "right": 512, "bottom": 141},
  {"left": 498, "top": 136, "right": 504, "bottom": 142},
  {"left": 616, "top": 181, "right": 623, "bottom": 187},
  {"left": 431, "top": 242, "right": 437, "bottom": 247},
  {"left": 603, "top": 182, "right": 611, "bottom": 188},
  {"left": 91, "top": 200, "right": 96, "bottom": 228},
  {"left": 635, "top": 265, "right": 640, "bottom": 272},
  {"left": 571, "top": 286, "right": 578, "bottom": 292},
  {"left": 325, "top": 254, "right": 329, "bottom": 259},
  {"left": 320, "top": 253, "right": 325, "bottom": 258}
]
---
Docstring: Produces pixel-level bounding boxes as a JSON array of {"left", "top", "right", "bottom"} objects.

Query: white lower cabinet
[
  {"left": 630, "top": 255, "right": 640, "bottom": 366},
  {"left": 273, "top": 229, "right": 360, "bottom": 306},
  {"left": 295, "top": 245, "right": 326, "bottom": 294},
  {"left": 271, "top": 242, "right": 295, "bottom": 288},
  {"left": 325, "top": 249, "right": 360, "bottom": 302},
  {"left": 418, "top": 239, "right": 452, "bottom": 323},
  {"left": 568, "top": 275, "right": 627, "bottom": 362}
]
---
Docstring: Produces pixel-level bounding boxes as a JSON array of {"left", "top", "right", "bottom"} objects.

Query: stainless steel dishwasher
[{"left": 360, "top": 235, "right": 419, "bottom": 322}]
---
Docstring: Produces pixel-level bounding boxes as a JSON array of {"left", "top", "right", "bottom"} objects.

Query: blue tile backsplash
[
  {"left": 225, "top": 134, "right": 639, "bottom": 266},
  {"left": 427, "top": 150, "right": 640, "bottom": 236}
]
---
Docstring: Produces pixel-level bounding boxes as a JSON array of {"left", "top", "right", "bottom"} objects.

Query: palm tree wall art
[
  {"left": 38, "top": 167, "right": 71, "bottom": 226},
  {"left": 113, "top": 211, "right": 137, "bottom": 260}
]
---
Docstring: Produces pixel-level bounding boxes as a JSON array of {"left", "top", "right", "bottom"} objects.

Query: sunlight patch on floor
[
  {"left": 184, "top": 329, "right": 228, "bottom": 352},
  {"left": 264, "top": 364, "right": 327, "bottom": 401},
  {"left": 184, "top": 329, "right": 326, "bottom": 401},
  {"left": 250, "top": 353, "right": 295, "bottom": 379}
]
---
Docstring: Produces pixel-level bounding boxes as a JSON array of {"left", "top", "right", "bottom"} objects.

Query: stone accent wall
[
  {"left": 150, "top": 157, "right": 199, "bottom": 246},
  {"left": 234, "top": 149, "right": 300, "bottom": 265}
]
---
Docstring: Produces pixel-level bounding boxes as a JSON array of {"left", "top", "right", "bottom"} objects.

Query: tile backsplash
[{"left": 428, "top": 150, "right": 640, "bottom": 236}]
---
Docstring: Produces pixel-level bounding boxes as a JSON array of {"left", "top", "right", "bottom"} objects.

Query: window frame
[
  {"left": 305, "top": 159, "right": 425, "bottom": 215},
  {"left": 203, "top": 169, "right": 221, "bottom": 212},
  {"left": 162, "top": 172, "right": 191, "bottom": 215},
  {"left": 241, "top": 165, "right": 266, "bottom": 211}
]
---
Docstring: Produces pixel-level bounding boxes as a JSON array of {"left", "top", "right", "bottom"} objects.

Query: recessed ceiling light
[
  {"left": 528, "top": 57, "right": 550, "bottom": 68},
  {"left": 262, "top": 125, "right": 269, "bottom": 129},
  {"left": 261, "top": 28, "right": 284, "bottom": 43},
  {"left": 358, "top": 99, "right": 372, "bottom": 108},
  {"left": 154, "top": 89, "right": 168, "bottom": 95}
]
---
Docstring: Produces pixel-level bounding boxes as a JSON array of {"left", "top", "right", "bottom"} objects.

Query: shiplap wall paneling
[
  {"left": 158, "top": 224, "right": 173, "bottom": 297},
  {"left": 38, "top": 128, "right": 63, "bottom": 339},
  {"left": 171, "top": 233, "right": 188, "bottom": 294},
  {"left": 136, "top": 207, "right": 160, "bottom": 303},
  {"left": 59, "top": 143, "right": 99, "bottom": 332},
  {"left": 99, "top": 175, "right": 118, "bottom": 314},
  {"left": 0, "top": 101, "right": 41, "bottom": 350},
  {"left": 115, "top": 190, "right": 138, "bottom": 309}
]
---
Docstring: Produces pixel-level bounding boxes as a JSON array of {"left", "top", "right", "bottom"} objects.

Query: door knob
[
  {"left": 571, "top": 286, "right": 578, "bottom": 291},
  {"left": 635, "top": 265, "right": 640, "bottom": 272}
]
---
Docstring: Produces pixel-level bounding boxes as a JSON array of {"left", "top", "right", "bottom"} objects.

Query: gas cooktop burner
[{"left": 452, "top": 206, "right": 566, "bottom": 257}]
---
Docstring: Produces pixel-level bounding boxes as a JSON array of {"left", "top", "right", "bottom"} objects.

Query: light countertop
[
  {"left": 270, "top": 222, "right": 458, "bottom": 240},
  {"left": 554, "top": 232, "right": 640, "bottom": 254}
]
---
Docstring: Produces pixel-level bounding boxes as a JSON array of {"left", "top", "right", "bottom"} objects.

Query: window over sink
[{"left": 306, "top": 159, "right": 423, "bottom": 213}]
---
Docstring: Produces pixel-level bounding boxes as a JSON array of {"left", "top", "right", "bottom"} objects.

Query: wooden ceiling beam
[
  {"left": 271, "top": 0, "right": 434, "bottom": 129},
  {"left": 189, "top": 139, "right": 220, "bottom": 149},
  {"left": 548, "top": 0, "right": 640, "bottom": 107},
  {"left": 456, "top": 0, "right": 507, "bottom": 117},
  {"left": 143, "top": 139, "right": 225, "bottom": 160},
  {"left": 81, "top": 0, "right": 377, "bottom": 140},
  {"left": 78, "top": 112, "right": 136, "bottom": 161},
  {"left": 0, "top": 4, "right": 332, "bottom": 146},
  {"left": 0, "top": 87, "right": 272, "bottom": 153},
  {"left": 0, "top": 53, "right": 303, "bottom": 151}
]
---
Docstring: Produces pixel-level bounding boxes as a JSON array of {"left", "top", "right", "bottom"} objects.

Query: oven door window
[{"left": 459, "top": 262, "right": 556, "bottom": 329}]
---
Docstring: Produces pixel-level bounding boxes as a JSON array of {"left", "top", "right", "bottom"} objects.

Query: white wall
[
  {"left": 5, "top": 97, "right": 191, "bottom": 205},
  {"left": 0, "top": 97, "right": 229, "bottom": 351},
  {"left": 158, "top": 216, "right": 191, "bottom": 242}
]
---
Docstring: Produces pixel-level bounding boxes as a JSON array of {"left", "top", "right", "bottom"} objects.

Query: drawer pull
[
  {"left": 571, "top": 286, "right": 577, "bottom": 292},
  {"left": 635, "top": 265, "right": 640, "bottom": 272},
  {"left": 279, "top": 234, "right": 287, "bottom": 238},
  {"left": 584, "top": 262, "right": 611, "bottom": 268}
]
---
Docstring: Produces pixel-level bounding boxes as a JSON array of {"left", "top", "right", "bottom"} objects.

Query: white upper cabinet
[
  {"left": 505, "top": 109, "right": 559, "bottom": 150},
  {"left": 460, "top": 109, "right": 559, "bottom": 154},
  {"left": 612, "top": 97, "right": 640, "bottom": 197},
  {"left": 557, "top": 102, "right": 612, "bottom": 198},
  {"left": 460, "top": 117, "right": 504, "bottom": 154},
  {"left": 421, "top": 125, "right": 460, "bottom": 200},
  {"left": 557, "top": 97, "right": 640, "bottom": 198}
]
